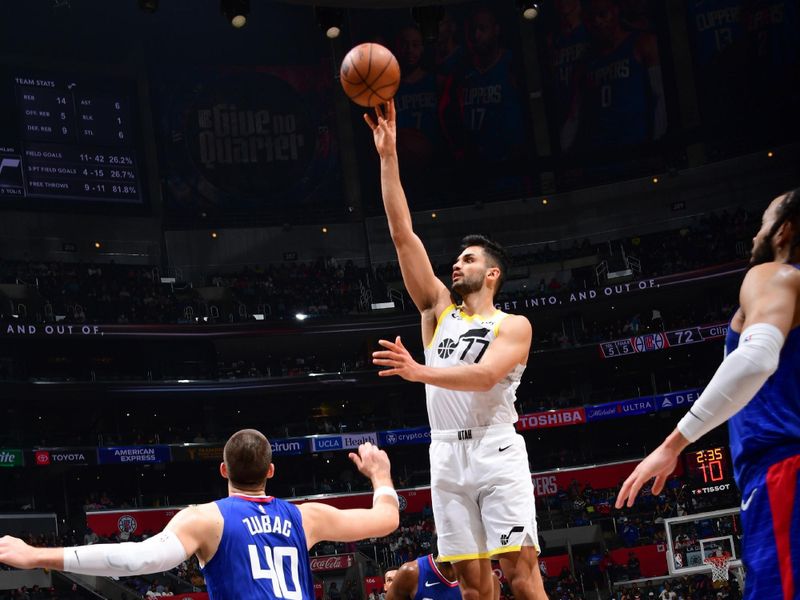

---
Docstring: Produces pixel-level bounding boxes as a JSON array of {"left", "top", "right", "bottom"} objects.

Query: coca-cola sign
[{"left": 310, "top": 554, "right": 354, "bottom": 572}]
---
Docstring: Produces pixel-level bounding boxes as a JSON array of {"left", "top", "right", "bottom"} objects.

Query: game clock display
[
  {"left": 683, "top": 447, "right": 734, "bottom": 496},
  {"left": 0, "top": 69, "right": 144, "bottom": 205}
]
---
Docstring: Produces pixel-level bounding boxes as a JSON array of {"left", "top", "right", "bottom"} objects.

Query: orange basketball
[{"left": 340, "top": 43, "right": 401, "bottom": 107}]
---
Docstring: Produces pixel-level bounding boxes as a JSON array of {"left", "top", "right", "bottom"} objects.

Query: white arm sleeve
[
  {"left": 677, "top": 323, "right": 784, "bottom": 443},
  {"left": 62, "top": 530, "right": 188, "bottom": 577}
]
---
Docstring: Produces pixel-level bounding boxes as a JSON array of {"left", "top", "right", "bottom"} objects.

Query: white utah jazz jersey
[{"left": 423, "top": 304, "right": 525, "bottom": 431}]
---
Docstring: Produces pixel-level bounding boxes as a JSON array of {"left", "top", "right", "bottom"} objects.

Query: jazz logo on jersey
[
  {"left": 437, "top": 327, "right": 491, "bottom": 362},
  {"left": 500, "top": 526, "right": 525, "bottom": 546}
]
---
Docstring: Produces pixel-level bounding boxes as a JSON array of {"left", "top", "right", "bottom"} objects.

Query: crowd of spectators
[
  {"left": 612, "top": 574, "right": 741, "bottom": 600},
  {"left": 0, "top": 206, "right": 755, "bottom": 327}
]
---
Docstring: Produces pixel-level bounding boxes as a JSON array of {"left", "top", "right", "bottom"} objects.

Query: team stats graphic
[{"left": 0, "top": 68, "right": 144, "bottom": 205}]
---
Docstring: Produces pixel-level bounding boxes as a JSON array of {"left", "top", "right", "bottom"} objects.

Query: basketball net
[{"left": 704, "top": 554, "right": 732, "bottom": 582}]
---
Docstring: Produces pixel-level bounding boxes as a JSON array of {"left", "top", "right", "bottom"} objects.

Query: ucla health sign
[
  {"left": 311, "top": 432, "right": 379, "bottom": 453},
  {"left": 379, "top": 427, "right": 431, "bottom": 446},
  {"left": 98, "top": 445, "right": 171, "bottom": 464}
]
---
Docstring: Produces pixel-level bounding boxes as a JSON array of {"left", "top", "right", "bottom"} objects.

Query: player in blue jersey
[
  {"left": 616, "top": 189, "right": 800, "bottom": 600},
  {"left": 0, "top": 429, "right": 400, "bottom": 600},
  {"left": 459, "top": 6, "right": 525, "bottom": 165},
  {"left": 546, "top": 0, "right": 591, "bottom": 152},
  {"left": 393, "top": 25, "right": 442, "bottom": 170},
  {"left": 386, "top": 551, "right": 500, "bottom": 600},
  {"left": 561, "top": 0, "right": 666, "bottom": 151}
]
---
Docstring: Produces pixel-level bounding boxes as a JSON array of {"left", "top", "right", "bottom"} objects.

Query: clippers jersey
[
  {"left": 460, "top": 50, "right": 524, "bottom": 160},
  {"left": 202, "top": 495, "right": 314, "bottom": 600},
  {"left": 423, "top": 304, "right": 525, "bottom": 431},
  {"left": 395, "top": 72, "right": 440, "bottom": 141},
  {"left": 582, "top": 32, "right": 650, "bottom": 148},
  {"left": 727, "top": 264, "right": 800, "bottom": 486},
  {"left": 415, "top": 554, "right": 461, "bottom": 600}
]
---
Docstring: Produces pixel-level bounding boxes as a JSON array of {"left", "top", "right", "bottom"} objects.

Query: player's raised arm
[
  {"left": 616, "top": 262, "right": 799, "bottom": 508},
  {"left": 300, "top": 442, "right": 399, "bottom": 547},
  {"left": 0, "top": 505, "right": 214, "bottom": 575},
  {"left": 364, "top": 100, "right": 449, "bottom": 314}
]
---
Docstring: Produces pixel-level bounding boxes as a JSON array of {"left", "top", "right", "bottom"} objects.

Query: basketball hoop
[{"left": 704, "top": 554, "right": 732, "bottom": 582}]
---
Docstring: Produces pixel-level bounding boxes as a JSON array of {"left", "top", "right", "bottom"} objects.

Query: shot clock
[{"left": 683, "top": 446, "right": 734, "bottom": 496}]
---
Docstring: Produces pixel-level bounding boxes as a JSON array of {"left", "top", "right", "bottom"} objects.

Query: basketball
[{"left": 340, "top": 43, "right": 401, "bottom": 107}]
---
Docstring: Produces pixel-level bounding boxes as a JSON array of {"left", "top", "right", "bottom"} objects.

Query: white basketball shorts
[{"left": 429, "top": 424, "right": 539, "bottom": 562}]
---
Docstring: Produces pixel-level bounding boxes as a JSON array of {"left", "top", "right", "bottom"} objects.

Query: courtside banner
[
  {"left": 516, "top": 408, "right": 586, "bottom": 431},
  {"left": 586, "top": 389, "right": 702, "bottom": 422},
  {"left": 30, "top": 447, "right": 96, "bottom": 466},
  {"left": 270, "top": 437, "right": 309, "bottom": 456},
  {"left": 656, "top": 388, "right": 702, "bottom": 411},
  {"left": 585, "top": 398, "right": 656, "bottom": 421},
  {"left": 170, "top": 444, "right": 224, "bottom": 462},
  {"left": 379, "top": 426, "right": 431, "bottom": 446},
  {"left": 0, "top": 448, "right": 23, "bottom": 467},
  {"left": 85, "top": 508, "right": 181, "bottom": 538},
  {"left": 97, "top": 445, "right": 171, "bottom": 465}
]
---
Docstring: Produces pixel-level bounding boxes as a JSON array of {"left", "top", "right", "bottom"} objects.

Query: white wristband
[{"left": 373, "top": 486, "right": 399, "bottom": 506}]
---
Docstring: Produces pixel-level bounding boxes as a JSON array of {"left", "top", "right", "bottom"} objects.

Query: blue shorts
[{"left": 740, "top": 454, "right": 800, "bottom": 600}]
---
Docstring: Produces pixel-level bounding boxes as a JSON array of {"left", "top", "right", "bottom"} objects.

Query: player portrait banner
[
  {"left": 30, "top": 447, "right": 96, "bottom": 466},
  {"left": 85, "top": 508, "right": 181, "bottom": 538},
  {"left": 516, "top": 407, "right": 586, "bottom": 431},
  {"left": 0, "top": 448, "right": 23, "bottom": 467},
  {"left": 97, "top": 445, "right": 171, "bottom": 465}
]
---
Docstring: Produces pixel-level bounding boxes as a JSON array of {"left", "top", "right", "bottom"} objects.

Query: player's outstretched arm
[
  {"left": 300, "top": 442, "right": 399, "bottom": 548},
  {"left": 373, "top": 315, "right": 531, "bottom": 391},
  {"left": 616, "top": 263, "right": 798, "bottom": 508},
  {"left": 385, "top": 560, "right": 418, "bottom": 600},
  {"left": 364, "top": 101, "right": 449, "bottom": 315},
  {"left": 0, "top": 505, "right": 215, "bottom": 575}
]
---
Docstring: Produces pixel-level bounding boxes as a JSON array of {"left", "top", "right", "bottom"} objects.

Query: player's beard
[
  {"left": 750, "top": 236, "right": 775, "bottom": 266},
  {"left": 451, "top": 273, "right": 484, "bottom": 297}
]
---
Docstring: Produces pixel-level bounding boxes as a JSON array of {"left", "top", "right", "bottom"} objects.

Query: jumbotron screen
[{"left": 0, "top": 67, "right": 144, "bottom": 205}]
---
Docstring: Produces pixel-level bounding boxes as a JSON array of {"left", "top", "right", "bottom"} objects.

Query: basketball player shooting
[
  {"left": 616, "top": 189, "right": 800, "bottom": 600},
  {"left": 365, "top": 100, "right": 547, "bottom": 600}
]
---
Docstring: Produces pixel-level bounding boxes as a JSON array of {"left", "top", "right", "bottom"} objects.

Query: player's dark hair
[
  {"left": 771, "top": 187, "right": 800, "bottom": 256},
  {"left": 223, "top": 429, "right": 272, "bottom": 489},
  {"left": 460, "top": 234, "right": 510, "bottom": 296}
]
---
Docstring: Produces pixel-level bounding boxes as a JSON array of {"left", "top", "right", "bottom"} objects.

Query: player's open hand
[
  {"left": 615, "top": 444, "right": 680, "bottom": 509},
  {"left": 0, "top": 536, "right": 39, "bottom": 570},
  {"left": 363, "top": 101, "right": 396, "bottom": 158},
  {"left": 349, "top": 442, "right": 391, "bottom": 482},
  {"left": 372, "top": 336, "right": 423, "bottom": 382}
]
